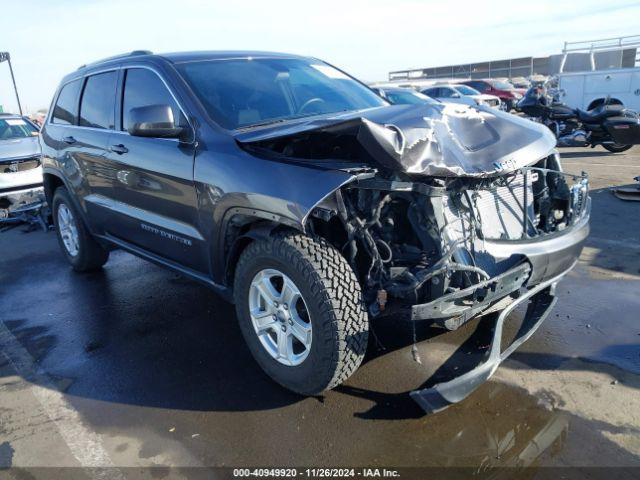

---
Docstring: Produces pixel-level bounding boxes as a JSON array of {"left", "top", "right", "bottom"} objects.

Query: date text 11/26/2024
[{"left": 232, "top": 468, "right": 400, "bottom": 478}]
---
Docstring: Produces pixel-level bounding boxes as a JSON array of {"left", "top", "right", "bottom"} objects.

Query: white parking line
[{"left": 0, "top": 320, "right": 125, "bottom": 479}]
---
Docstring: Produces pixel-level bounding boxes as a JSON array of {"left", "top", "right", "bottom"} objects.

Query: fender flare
[
  {"left": 214, "top": 207, "right": 304, "bottom": 287},
  {"left": 42, "top": 168, "right": 92, "bottom": 229}
]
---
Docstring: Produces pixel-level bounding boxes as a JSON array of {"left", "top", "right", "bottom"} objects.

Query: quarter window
[
  {"left": 122, "top": 68, "right": 181, "bottom": 132},
  {"left": 52, "top": 79, "right": 82, "bottom": 125},
  {"left": 79, "top": 71, "right": 118, "bottom": 130}
]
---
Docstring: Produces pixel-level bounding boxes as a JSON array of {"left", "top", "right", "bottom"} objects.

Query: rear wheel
[
  {"left": 233, "top": 231, "right": 369, "bottom": 395},
  {"left": 52, "top": 187, "right": 109, "bottom": 271},
  {"left": 602, "top": 143, "right": 632, "bottom": 153}
]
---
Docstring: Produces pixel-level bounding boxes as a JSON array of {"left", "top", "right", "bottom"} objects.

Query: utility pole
[{"left": 0, "top": 52, "right": 23, "bottom": 115}]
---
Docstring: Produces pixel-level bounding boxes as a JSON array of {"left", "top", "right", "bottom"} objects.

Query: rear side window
[
  {"left": 122, "top": 68, "right": 181, "bottom": 131},
  {"left": 79, "top": 71, "right": 118, "bottom": 129},
  {"left": 52, "top": 79, "right": 82, "bottom": 125}
]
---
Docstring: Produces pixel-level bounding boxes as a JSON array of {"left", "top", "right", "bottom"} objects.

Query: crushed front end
[
  {"left": 325, "top": 152, "right": 588, "bottom": 412},
  {"left": 239, "top": 103, "right": 590, "bottom": 412},
  {"left": 0, "top": 156, "right": 46, "bottom": 229}
]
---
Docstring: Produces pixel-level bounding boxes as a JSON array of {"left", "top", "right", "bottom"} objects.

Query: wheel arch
[
  {"left": 216, "top": 189, "right": 352, "bottom": 290},
  {"left": 42, "top": 171, "right": 66, "bottom": 206}
]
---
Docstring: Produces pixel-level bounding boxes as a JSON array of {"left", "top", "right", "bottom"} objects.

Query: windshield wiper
[
  {"left": 237, "top": 118, "right": 289, "bottom": 130},
  {"left": 237, "top": 109, "right": 353, "bottom": 131}
]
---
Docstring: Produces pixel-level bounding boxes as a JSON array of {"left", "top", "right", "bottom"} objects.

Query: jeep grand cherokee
[{"left": 41, "top": 51, "right": 590, "bottom": 413}]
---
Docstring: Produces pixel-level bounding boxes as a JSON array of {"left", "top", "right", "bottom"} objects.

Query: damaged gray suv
[{"left": 40, "top": 51, "right": 590, "bottom": 413}]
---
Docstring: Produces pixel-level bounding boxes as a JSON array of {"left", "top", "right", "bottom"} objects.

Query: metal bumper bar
[{"left": 409, "top": 263, "right": 574, "bottom": 414}]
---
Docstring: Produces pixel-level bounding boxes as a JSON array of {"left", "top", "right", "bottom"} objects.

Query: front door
[{"left": 104, "top": 67, "right": 205, "bottom": 273}]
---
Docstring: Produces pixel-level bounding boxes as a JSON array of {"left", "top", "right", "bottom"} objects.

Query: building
[{"left": 389, "top": 35, "right": 640, "bottom": 82}]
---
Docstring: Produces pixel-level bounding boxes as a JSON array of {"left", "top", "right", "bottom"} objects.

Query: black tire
[
  {"left": 233, "top": 231, "right": 369, "bottom": 395},
  {"left": 52, "top": 187, "right": 109, "bottom": 272},
  {"left": 602, "top": 144, "right": 632, "bottom": 153}
]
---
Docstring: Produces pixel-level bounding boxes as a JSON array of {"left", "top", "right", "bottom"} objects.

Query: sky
[{"left": 1, "top": 0, "right": 640, "bottom": 114}]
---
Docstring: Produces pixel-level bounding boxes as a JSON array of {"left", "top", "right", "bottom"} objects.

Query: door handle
[
  {"left": 63, "top": 136, "right": 76, "bottom": 145},
  {"left": 110, "top": 144, "right": 129, "bottom": 155}
]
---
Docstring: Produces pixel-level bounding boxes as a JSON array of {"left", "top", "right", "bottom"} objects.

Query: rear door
[
  {"left": 67, "top": 70, "right": 119, "bottom": 232},
  {"left": 104, "top": 66, "right": 204, "bottom": 272},
  {"left": 41, "top": 78, "right": 82, "bottom": 195}
]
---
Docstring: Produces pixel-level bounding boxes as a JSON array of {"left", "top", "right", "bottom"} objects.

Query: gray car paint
[
  {"left": 40, "top": 51, "right": 559, "bottom": 291},
  {"left": 235, "top": 102, "right": 557, "bottom": 178}
]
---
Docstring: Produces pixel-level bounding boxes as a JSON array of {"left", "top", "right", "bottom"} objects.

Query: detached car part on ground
[
  {"left": 0, "top": 114, "right": 47, "bottom": 229},
  {"left": 41, "top": 52, "right": 589, "bottom": 414}
]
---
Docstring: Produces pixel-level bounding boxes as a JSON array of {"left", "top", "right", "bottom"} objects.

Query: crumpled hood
[
  {"left": 235, "top": 103, "right": 556, "bottom": 177},
  {"left": 0, "top": 135, "right": 40, "bottom": 161}
]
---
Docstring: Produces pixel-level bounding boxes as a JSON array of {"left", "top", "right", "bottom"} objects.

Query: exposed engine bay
[
  {"left": 307, "top": 154, "right": 588, "bottom": 329},
  {"left": 239, "top": 103, "right": 589, "bottom": 331}
]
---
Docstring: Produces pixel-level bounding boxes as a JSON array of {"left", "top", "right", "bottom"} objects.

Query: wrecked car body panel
[
  {"left": 41, "top": 51, "right": 589, "bottom": 414},
  {"left": 236, "top": 103, "right": 557, "bottom": 178},
  {"left": 1, "top": 124, "right": 45, "bottom": 226},
  {"left": 411, "top": 270, "right": 562, "bottom": 413},
  {"left": 236, "top": 103, "right": 588, "bottom": 413}
]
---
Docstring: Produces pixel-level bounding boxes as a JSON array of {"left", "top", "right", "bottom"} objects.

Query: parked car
[
  {"left": 510, "top": 77, "right": 531, "bottom": 89},
  {"left": 0, "top": 113, "right": 44, "bottom": 223},
  {"left": 41, "top": 51, "right": 590, "bottom": 413},
  {"left": 421, "top": 84, "right": 501, "bottom": 108},
  {"left": 374, "top": 87, "right": 439, "bottom": 105},
  {"left": 460, "top": 79, "right": 524, "bottom": 111}
]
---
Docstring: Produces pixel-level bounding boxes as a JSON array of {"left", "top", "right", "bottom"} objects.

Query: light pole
[{"left": 0, "top": 52, "right": 23, "bottom": 115}]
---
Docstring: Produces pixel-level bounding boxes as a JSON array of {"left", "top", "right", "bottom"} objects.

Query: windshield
[
  {"left": 0, "top": 118, "right": 38, "bottom": 141},
  {"left": 386, "top": 90, "right": 437, "bottom": 105},
  {"left": 453, "top": 85, "right": 480, "bottom": 96},
  {"left": 176, "top": 58, "right": 386, "bottom": 129},
  {"left": 489, "top": 80, "right": 514, "bottom": 90}
]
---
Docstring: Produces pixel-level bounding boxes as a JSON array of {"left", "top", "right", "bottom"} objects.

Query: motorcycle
[{"left": 517, "top": 86, "right": 640, "bottom": 153}]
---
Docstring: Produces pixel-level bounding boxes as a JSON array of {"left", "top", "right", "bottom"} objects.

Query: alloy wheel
[{"left": 248, "top": 268, "right": 312, "bottom": 366}]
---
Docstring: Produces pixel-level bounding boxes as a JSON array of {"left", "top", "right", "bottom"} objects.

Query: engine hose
[{"left": 375, "top": 238, "right": 393, "bottom": 263}]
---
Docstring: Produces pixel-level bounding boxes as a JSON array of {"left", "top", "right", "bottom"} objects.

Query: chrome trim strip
[
  {"left": 85, "top": 193, "right": 204, "bottom": 241},
  {"left": 410, "top": 260, "right": 575, "bottom": 414}
]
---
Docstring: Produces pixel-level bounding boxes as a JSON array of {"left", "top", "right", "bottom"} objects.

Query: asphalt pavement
[{"left": 1, "top": 146, "right": 639, "bottom": 479}]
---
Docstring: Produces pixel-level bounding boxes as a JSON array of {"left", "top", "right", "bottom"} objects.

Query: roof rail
[{"left": 77, "top": 50, "right": 153, "bottom": 70}]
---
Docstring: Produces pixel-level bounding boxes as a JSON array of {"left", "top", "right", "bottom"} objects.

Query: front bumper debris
[
  {"left": 410, "top": 264, "right": 572, "bottom": 414},
  {"left": 411, "top": 263, "right": 531, "bottom": 323},
  {"left": 0, "top": 186, "right": 48, "bottom": 229}
]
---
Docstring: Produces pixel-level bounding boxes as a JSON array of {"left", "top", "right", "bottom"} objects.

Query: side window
[
  {"left": 122, "top": 68, "right": 181, "bottom": 132},
  {"left": 439, "top": 88, "right": 453, "bottom": 98},
  {"left": 424, "top": 88, "right": 438, "bottom": 97},
  {"left": 79, "top": 71, "right": 118, "bottom": 129},
  {"left": 52, "top": 79, "right": 82, "bottom": 125}
]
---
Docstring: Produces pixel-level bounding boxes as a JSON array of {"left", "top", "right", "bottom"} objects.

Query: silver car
[{"left": 0, "top": 113, "right": 44, "bottom": 222}]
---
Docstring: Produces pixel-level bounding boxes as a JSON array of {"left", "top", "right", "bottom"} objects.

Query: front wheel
[
  {"left": 233, "top": 232, "right": 369, "bottom": 395},
  {"left": 602, "top": 143, "right": 632, "bottom": 153}
]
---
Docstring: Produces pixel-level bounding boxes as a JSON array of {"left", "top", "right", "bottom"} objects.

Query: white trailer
[{"left": 557, "top": 35, "right": 640, "bottom": 111}]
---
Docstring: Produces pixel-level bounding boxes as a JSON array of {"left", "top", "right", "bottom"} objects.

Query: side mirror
[
  {"left": 451, "top": 93, "right": 461, "bottom": 98},
  {"left": 127, "top": 105, "right": 183, "bottom": 138}
]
